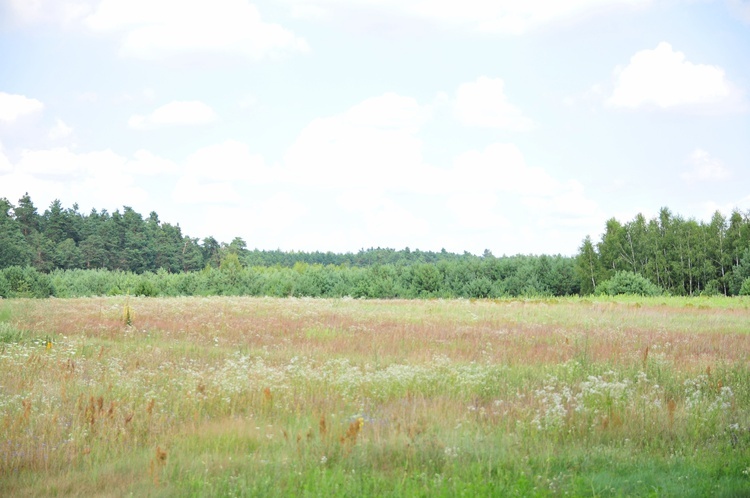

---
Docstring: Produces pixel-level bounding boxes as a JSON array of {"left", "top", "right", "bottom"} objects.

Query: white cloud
[
  {"left": 284, "top": 93, "right": 599, "bottom": 237},
  {"left": 523, "top": 181, "right": 602, "bottom": 226},
  {"left": 5, "top": 0, "right": 94, "bottom": 25},
  {"left": 682, "top": 149, "right": 730, "bottom": 182},
  {"left": 172, "top": 140, "right": 273, "bottom": 204},
  {"left": 183, "top": 140, "right": 273, "bottom": 182},
  {"left": 128, "top": 101, "right": 218, "bottom": 129},
  {"left": 16, "top": 147, "right": 117, "bottom": 177},
  {"left": 336, "top": 194, "right": 430, "bottom": 246},
  {"left": 129, "top": 150, "right": 178, "bottom": 175},
  {"left": 285, "top": 0, "right": 651, "bottom": 34},
  {"left": 12, "top": 146, "right": 176, "bottom": 178},
  {"left": 172, "top": 176, "right": 242, "bottom": 205},
  {"left": 185, "top": 194, "right": 309, "bottom": 244},
  {"left": 607, "top": 42, "right": 733, "bottom": 109},
  {"left": 727, "top": 0, "right": 750, "bottom": 23},
  {"left": 454, "top": 77, "right": 533, "bottom": 130},
  {"left": 361, "top": 198, "right": 430, "bottom": 240},
  {"left": 0, "top": 144, "right": 13, "bottom": 173},
  {"left": 283, "top": 92, "right": 433, "bottom": 191},
  {"left": 85, "top": 0, "right": 308, "bottom": 60},
  {"left": 446, "top": 193, "right": 510, "bottom": 230},
  {"left": 48, "top": 118, "right": 73, "bottom": 140},
  {"left": 448, "top": 143, "right": 558, "bottom": 195},
  {"left": 445, "top": 143, "right": 603, "bottom": 233},
  {"left": 247, "top": 192, "right": 309, "bottom": 231},
  {"left": 0, "top": 146, "right": 168, "bottom": 210},
  {"left": 0, "top": 92, "right": 44, "bottom": 123}
]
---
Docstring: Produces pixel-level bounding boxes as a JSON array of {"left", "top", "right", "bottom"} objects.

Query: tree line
[
  {"left": 0, "top": 193, "right": 578, "bottom": 298},
  {"left": 576, "top": 207, "right": 750, "bottom": 296},
  {"left": 2, "top": 194, "right": 749, "bottom": 298},
  {"left": 0, "top": 255, "right": 576, "bottom": 299},
  {"left": 1, "top": 193, "right": 211, "bottom": 273}
]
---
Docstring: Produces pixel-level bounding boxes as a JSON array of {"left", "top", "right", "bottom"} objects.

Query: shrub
[
  {"left": 0, "top": 272, "right": 9, "bottom": 298},
  {"left": 134, "top": 279, "right": 158, "bottom": 297},
  {"left": 0, "top": 322, "right": 26, "bottom": 343},
  {"left": 739, "top": 278, "right": 750, "bottom": 297},
  {"left": 1, "top": 266, "right": 52, "bottom": 298},
  {"left": 597, "top": 271, "right": 662, "bottom": 296},
  {"left": 464, "top": 277, "right": 493, "bottom": 298}
]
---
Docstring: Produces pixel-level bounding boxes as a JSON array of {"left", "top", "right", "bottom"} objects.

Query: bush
[
  {"left": 598, "top": 271, "right": 662, "bottom": 296},
  {"left": 1, "top": 266, "right": 52, "bottom": 298},
  {"left": 0, "top": 272, "right": 9, "bottom": 298},
  {"left": 0, "top": 322, "right": 26, "bottom": 343},
  {"left": 464, "top": 277, "right": 493, "bottom": 298},
  {"left": 739, "top": 278, "right": 750, "bottom": 297},
  {"left": 134, "top": 278, "right": 158, "bottom": 297}
]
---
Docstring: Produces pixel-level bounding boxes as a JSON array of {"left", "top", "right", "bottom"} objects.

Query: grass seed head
[
  {"left": 155, "top": 446, "right": 167, "bottom": 464},
  {"left": 343, "top": 417, "right": 364, "bottom": 445},
  {"left": 667, "top": 399, "right": 676, "bottom": 427},
  {"left": 319, "top": 415, "right": 327, "bottom": 437}
]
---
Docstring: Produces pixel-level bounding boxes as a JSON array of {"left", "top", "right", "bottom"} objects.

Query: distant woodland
[
  {"left": 578, "top": 208, "right": 750, "bottom": 297},
  {"left": 1, "top": 194, "right": 750, "bottom": 298}
]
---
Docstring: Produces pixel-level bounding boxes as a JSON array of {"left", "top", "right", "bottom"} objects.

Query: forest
[
  {"left": 1, "top": 193, "right": 750, "bottom": 298},
  {"left": 578, "top": 207, "right": 750, "bottom": 297}
]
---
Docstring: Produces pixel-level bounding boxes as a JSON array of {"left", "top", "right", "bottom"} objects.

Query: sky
[{"left": 0, "top": 0, "right": 749, "bottom": 256}]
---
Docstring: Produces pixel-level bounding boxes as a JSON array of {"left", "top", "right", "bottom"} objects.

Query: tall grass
[{"left": 1, "top": 296, "right": 749, "bottom": 496}]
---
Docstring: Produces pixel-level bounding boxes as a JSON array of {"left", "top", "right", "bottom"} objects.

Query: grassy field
[{"left": 1, "top": 296, "right": 750, "bottom": 497}]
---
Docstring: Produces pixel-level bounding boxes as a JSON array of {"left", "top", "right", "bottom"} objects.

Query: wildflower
[{"left": 444, "top": 447, "right": 459, "bottom": 458}]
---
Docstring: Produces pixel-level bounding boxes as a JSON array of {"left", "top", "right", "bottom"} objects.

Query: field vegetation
[{"left": 1, "top": 296, "right": 749, "bottom": 496}]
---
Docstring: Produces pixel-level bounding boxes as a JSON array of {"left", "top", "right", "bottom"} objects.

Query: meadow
[{"left": 1, "top": 295, "right": 749, "bottom": 497}]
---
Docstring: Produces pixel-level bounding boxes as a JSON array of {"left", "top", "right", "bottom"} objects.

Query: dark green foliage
[
  {"left": 597, "top": 271, "right": 662, "bottom": 296},
  {"left": 0, "top": 272, "right": 9, "bottom": 298},
  {"left": 53, "top": 238, "right": 82, "bottom": 269},
  {"left": 0, "top": 198, "right": 32, "bottom": 268},
  {"left": 0, "top": 195, "right": 214, "bottom": 274}
]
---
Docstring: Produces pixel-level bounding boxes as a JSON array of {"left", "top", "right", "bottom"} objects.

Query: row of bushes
[
  {"left": 0, "top": 266, "right": 53, "bottom": 298},
  {"left": 44, "top": 263, "right": 570, "bottom": 299},
  {"left": 2, "top": 265, "right": 748, "bottom": 299}
]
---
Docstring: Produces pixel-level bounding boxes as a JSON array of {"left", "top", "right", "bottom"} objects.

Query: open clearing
[{"left": 1, "top": 296, "right": 750, "bottom": 496}]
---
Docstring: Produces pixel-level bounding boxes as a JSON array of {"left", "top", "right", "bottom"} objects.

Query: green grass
[
  {"left": 0, "top": 322, "right": 26, "bottom": 343},
  {"left": 0, "top": 303, "right": 11, "bottom": 323},
  {"left": 1, "top": 296, "right": 749, "bottom": 496}
]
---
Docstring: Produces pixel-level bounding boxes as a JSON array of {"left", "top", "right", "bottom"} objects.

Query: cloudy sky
[{"left": 1, "top": 0, "right": 748, "bottom": 256}]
